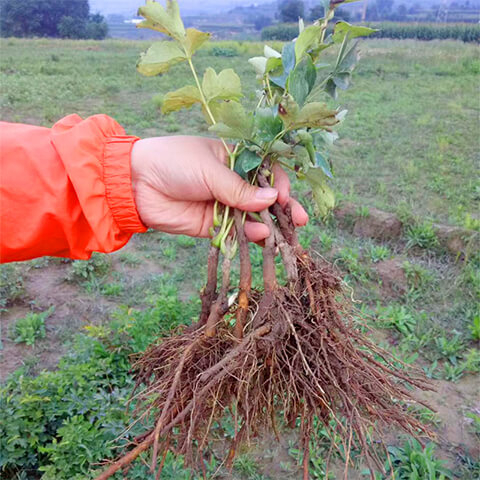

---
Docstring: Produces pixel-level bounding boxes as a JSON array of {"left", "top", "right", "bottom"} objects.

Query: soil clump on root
[{"left": 94, "top": 201, "right": 434, "bottom": 480}]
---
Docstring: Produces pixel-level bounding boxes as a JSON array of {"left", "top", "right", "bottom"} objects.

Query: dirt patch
[
  {"left": 374, "top": 258, "right": 408, "bottom": 298},
  {"left": 417, "top": 377, "right": 480, "bottom": 471},
  {"left": 334, "top": 202, "right": 403, "bottom": 241},
  {"left": 0, "top": 262, "right": 116, "bottom": 381},
  {"left": 433, "top": 223, "right": 478, "bottom": 257}
]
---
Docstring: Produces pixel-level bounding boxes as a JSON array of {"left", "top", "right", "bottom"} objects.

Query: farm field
[{"left": 0, "top": 37, "right": 479, "bottom": 480}]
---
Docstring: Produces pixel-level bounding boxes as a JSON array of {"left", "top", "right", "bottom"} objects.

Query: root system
[{"left": 94, "top": 173, "right": 434, "bottom": 480}]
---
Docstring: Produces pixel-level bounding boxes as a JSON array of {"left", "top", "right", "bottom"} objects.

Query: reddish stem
[
  {"left": 259, "top": 209, "right": 277, "bottom": 294},
  {"left": 205, "top": 246, "right": 231, "bottom": 337},
  {"left": 199, "top": 246, "right": 219, "bottom": 326},
  {"left": 234, "top": 209, "right": 251, "bottom": 339}
]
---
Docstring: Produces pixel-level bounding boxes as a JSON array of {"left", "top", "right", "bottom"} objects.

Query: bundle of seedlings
[{"left": 95, "top": 1, "right": 434, "bottom": 479}]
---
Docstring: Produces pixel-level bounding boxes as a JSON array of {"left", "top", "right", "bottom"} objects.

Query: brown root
[{"left": 94, "top": 199, "right": 435, "bottom": 480}]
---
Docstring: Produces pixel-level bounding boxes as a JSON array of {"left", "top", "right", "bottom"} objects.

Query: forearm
[{"left": 0, "top": 115, "right": 147, "bottom": 263}]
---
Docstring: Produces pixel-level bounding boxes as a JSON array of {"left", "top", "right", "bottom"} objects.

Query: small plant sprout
[
  {"left": 11, "top": 307, "right": 54, "bottom": 346},
  {"left": 93, "top": 2, "right": 434, "bottom": 480}
]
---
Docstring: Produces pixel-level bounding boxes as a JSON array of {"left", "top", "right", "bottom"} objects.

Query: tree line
[{"left": 0, "top": 0, "right": 108, "bottom": 39}]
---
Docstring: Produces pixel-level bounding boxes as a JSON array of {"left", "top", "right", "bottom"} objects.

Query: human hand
[{"left": 130, "top": 136, "right": 308, "bottom": 242}]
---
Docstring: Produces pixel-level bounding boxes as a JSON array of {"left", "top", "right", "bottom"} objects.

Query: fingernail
[{"left": 255, "top": 187, "right": 278, "bottom": 200}]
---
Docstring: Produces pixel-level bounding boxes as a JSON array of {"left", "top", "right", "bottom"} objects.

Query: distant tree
[
  {"left": 0, "top": 0, "right": 107, "bottom": 39},
  {"left": 254, "top": 15, "right": 272, "bottom": 31},
  {"left": 309, "top": 5, "right": 324, "bottom": 21},
  {"left": 279, "top": 0, "right": 305, "bottom": 23},
  {"left": 334, "top": 7, "right": 351, "bottom": 22}
]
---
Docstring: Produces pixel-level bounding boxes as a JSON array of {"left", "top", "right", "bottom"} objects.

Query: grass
[
  {"left": 1, "top": 37, "right": 479, "bottom": 479},
  {"left": 1, "top": 38, "right": 478, "bottom": 225}
]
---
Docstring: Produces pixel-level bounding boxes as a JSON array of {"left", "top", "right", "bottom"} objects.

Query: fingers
[
  {"left": 206, "top": 163, "right": 278, "bottom": 212},
  {"left": 272, "top": 163, "right": 291, "bottom": 208},
  {"left": 244, "top": 221, "right": 270, "bottom": 243},
  {"left": 289, "top": 198, "right": 309, "bottom": 227}
]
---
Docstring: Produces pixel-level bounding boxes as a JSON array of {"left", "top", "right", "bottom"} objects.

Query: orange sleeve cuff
[{"left": 103, "top": 136, "right": 147, "bottom": 234}]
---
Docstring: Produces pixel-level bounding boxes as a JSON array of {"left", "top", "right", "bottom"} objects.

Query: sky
[{"left": 90, "top": 1, "right": 474, "bottom": 18}]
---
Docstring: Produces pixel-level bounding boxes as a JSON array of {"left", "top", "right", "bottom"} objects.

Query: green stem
[{"left": 186, "top": 56, "right": 231, "bottom": 158}]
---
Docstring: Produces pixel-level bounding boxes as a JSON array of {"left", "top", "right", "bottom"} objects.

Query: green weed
[
  {"left": 385, "top": 439, "right": 453, "bottom": 480},
  {"left": 368, "top": 244, "right": 391, "bottom": 263},
  {"left": 68, "top": 253, "right": 111, "bottom": 283},
  {"left": 376, "top": 305, "right": 416, "bottom": 336},
  {"left": 10, "top": 307, "right": 54, "bottom": 346},
  {"left": 405, "top": 222, "right": 439, "bottom": 250},
  {"left": 0, "top": 263, "right": 24, "bottom": 308}
]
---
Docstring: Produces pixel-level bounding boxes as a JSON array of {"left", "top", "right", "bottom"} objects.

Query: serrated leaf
[
  {"left": 137, "top": 0, "right": 186, "bottom": 42},
  {"left": 315, "top": 152, "right": 333, "bottom": 178},
  {"left": 305, "top": 167, "right": 335, "bottom": 217},
  {"left": 294, "top": 25, "right": 322, "bottom": 63},
  {"left": 161, "top": 85, "right": 201, "bottom": 113},
  {"left": 209, "top": 101, "right": 253, "bottom": 139},
  {"left": 202, "top": 68, "right": 242, "bottom": 102},
  {"left": 332, "top": 21, "right": 377, "bottom": 44},
  {"left": 137, "top": 41, "right": 186, "bottom": 76},
  {"left": 254, "top": 107, "right": 284, "bottom": 142},
  {"left": 288, "top": 56, "right": 317, "bottom": 106},
  {"left": 234, "top": 149, "right": 262, "bottom": 178},
  {"left": 264, "top": 45, "right": 281, "bottom": 59},
  {"left": 185, "top": 28, "right": 210, "bottom": 56},
  {"left": 293, "top": 102, "right": 339, "bottom": 129}
]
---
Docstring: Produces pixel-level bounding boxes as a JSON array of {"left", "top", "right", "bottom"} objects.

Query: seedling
[
  {"left": 93, "top": 2, "right": 433, "bottom": 479},
  {"left": 11, "top": 307, "right": 54, "bottom": 346}
]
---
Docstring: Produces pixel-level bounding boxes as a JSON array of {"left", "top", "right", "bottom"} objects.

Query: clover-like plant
[{"left": 94, "top": 2, "right": 433, "bottom": 479}]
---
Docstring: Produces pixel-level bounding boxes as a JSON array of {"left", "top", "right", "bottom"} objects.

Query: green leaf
[
  {"left": 315, "top": 152, "right": 333, "bottom": 178},
  {"left": 293, "top": 145, "right": 311, "bottom": 170},
  {"left": 266, "top": 57, "right": 283, "bottom": 75},
  {"left": 270, "top": 42, "right": 296, "bottom": 89},
  {"left": 324, "top": 77, "right": 337, "bottom": 99},
  {"left": 137, "top": 41, "right": 186, "bottom": 76},
  {"left": 254, "top": 107, "right": 284, "bottom": 142},
  {"left": 338, "top": 42, "right": 359, "bottom": 71},
  {"left": 271, "top": 140, "right": 292, "bottom": 155},
  {"left": 184, "top": 28, "right": 210, "bottom": 56},
  {"left": 332, "top": 21, "right": 377, "bottom": 44},
  {"left": 282, "top": 42, "right": 296, "bottom": 74},
  {"left": 161, "top": 85, "right": 201, "bottom": 113},
  {"left": 137, "top": 0, "right": 186, "bottom": 42},
  {"left": 294, "top": 25, "right": 322, "bottom": 63},
  {"left": 333, "top": 72, "right": 351, "bottom": 90},
  {"left": 305, "top": 168, "right": 335, "bottom": 217},
  {"left": 278, "top": 94, "right": 300, "bottom": 127},
  {"left": 288, "top": 56, "right": 317, "bottom": 106},
  {"left": 293, "top": 102, "right": 339, "bottom": 129},
  {"left": 209, "top": 101, "right": 253, "bottom": 139},
  {"left": 202, "top": 68, "right": 242, "bottom": 102},
  {"left": 234, "top": 149, "right": 262, "bottom": 178}
]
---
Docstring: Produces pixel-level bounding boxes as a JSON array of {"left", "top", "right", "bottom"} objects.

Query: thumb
[{"left": 207, "top": 164, "right": 278, "bottom": 212}]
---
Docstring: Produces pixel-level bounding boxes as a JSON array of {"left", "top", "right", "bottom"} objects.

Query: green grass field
[{"left": 1, "top": 38, "right": 479, "bottom": 480}]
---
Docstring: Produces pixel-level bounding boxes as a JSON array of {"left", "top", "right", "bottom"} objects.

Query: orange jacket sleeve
[{"left": 0, "top": 114, "right": 147, "bottom": 263}]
